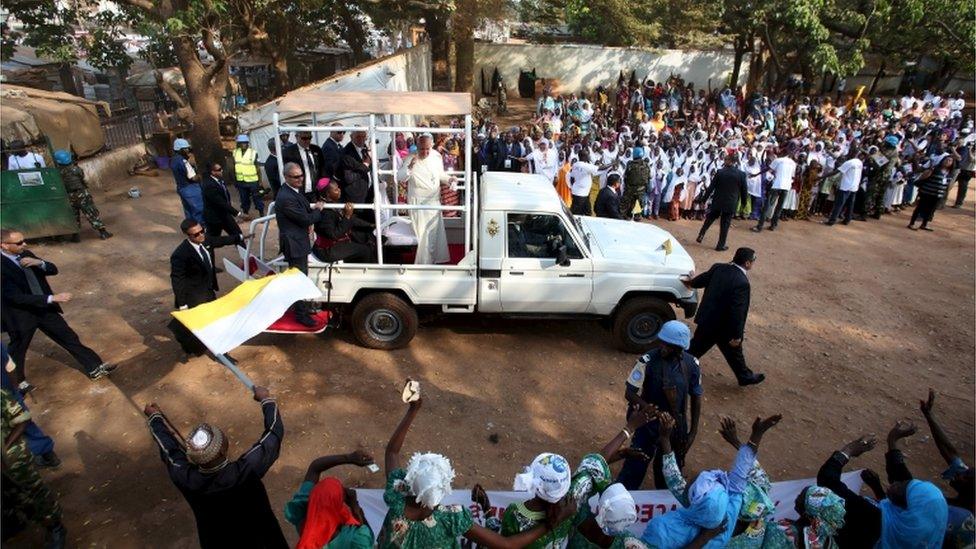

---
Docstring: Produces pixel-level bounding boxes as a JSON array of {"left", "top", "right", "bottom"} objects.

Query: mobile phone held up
[{"left": 401, "top": 379, "right": 421, "bottom": 403}]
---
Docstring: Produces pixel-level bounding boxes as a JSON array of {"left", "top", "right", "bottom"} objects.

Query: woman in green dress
[
  {"left": 380, "top": 393, "right": 575, "bottom": 549},
  {"left": 501, "top": 404, "right": 659, "bottom": 548},
  {"left": 283, "top": 450, "right": 377, "bottom": 548}
]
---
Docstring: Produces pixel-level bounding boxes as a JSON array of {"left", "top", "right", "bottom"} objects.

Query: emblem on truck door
[{"left": 487, "top": 218, "right": 500, "bottom": 237}]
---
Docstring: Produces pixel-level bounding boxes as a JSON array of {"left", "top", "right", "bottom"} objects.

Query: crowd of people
[{"left": 2, "top": 72, "right": 974, "bottom": 548}]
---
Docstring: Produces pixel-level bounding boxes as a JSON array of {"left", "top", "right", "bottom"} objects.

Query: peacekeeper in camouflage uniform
[
  {"left": 53, "top": 150, "right": 112, "bottom": 241},
  {"left": 867, "top": 137, "right": 901, "bottom": 219},
  {"left": 621, "top": 146, "right": 651, "bottom": 219},
  {"left": 2, "top": 387, "right": 67, "bottom": 548}
]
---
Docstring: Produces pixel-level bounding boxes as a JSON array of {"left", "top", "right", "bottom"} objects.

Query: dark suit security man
[
  {"left": 282, "top": 126, "right": 325, "bottom": 200},
  {"left": 594, "top": 174, "right": 625, "bottom": 219},
  {"left": 681, "top": 247, "right": 765, "bottom": 386},
  {"left": 1, "top": 228, "right": 114, "bottom": 392},
  {"left": 201, "top": 162, "right": 243, "bottom": 239},
  {"left": 697, "top": 151, "right": 748, "bottom": 251},
  {"left": 276, "top": 162, "right": 326, "bottom": 327},
  {"left": 168, "top": 219, "right": 244, "bottom": 357}
]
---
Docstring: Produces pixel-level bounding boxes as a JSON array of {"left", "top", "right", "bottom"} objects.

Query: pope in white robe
[{"left": 396, "top": 135, "right": 454, "bottom": 264}]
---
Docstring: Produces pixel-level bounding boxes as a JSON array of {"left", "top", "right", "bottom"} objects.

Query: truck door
[{"left": 499, "top": 213, "right": 592, "bottom": 313}]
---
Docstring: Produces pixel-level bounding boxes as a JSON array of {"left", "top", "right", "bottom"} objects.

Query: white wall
[{"left": 473, "top": 42, "right": 747, "bottom": 97}]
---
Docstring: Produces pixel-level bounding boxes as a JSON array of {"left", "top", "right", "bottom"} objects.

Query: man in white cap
[
  {"left": 396, "top": 133, "right": 455, "bottom": 264},
  {"left": 144, "top": 385, "right": 287, "bottom": 548}
]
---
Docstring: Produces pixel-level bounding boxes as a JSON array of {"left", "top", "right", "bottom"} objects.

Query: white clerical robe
[{"left": 397, "top": 154, "right": 450, "bottom": 264}]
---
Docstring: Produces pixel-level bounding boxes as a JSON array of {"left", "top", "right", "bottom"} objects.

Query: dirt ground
[{"left": 5, "top": 167, "right": 974, "bottom": 548}]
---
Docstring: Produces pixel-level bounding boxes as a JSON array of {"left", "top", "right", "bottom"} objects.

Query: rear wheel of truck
[
  {"left": 612, "top": 297, "right": 676, "bottom": 353},
  {"left": 351, "top": 293, "right": 418, "bottom": 350}
]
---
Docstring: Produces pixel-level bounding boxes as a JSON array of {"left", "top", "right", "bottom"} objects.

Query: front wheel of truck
[
  {"left": 351, "top": 293, "right": 418, "bottom": 350},
  {"left": 612, "top": 297, "right": 676, "bottom": 353}
]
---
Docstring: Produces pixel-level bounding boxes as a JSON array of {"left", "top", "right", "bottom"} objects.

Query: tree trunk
[
  {"left": 173, "top": 36, "right": 227, "bottom": 170},
  {"left": 868, "top": 60, "right": 886, "bottom": 95},
  {"left": 58, "top": 63, "right": 79, "bottom": 96},
  {"left": 336, "top": 4, "right": 371, "bottom": 64},
  {"left": 269, "top": 51, "right": 290, "bottom": 96},
  {"left": 746, "top": 44, "right": 766, "bottom": 94},
  {"left": 729, "top": 35, "right": 749, "bottom": 90},
  {"left": 426, "top": 14, "right": 451, "bottom": 91},
  {"left": 452, "top": 0, "right": 476, "bottom": 93}
]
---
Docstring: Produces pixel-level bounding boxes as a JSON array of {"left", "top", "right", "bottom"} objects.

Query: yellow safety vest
[{"left": 233, "top": 148, "right": 259, "bottom": 183}]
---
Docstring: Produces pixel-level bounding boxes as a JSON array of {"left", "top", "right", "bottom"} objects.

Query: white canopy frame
[{"left": 269, "top": 93, "right": 473, "bottom": 268}]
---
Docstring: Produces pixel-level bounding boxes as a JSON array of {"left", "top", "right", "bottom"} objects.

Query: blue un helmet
[
  {"left": 173, "top": 138, "right": 191, "bottom": 151},
  {"left": 656, "top": 320, "right": 691, "bottom": 350},
  {"left": 53, "top": 149, "right": 73, "bottom": 166},
  {"left": 236, "top": 134, "right": 250, "bottom": 144}
]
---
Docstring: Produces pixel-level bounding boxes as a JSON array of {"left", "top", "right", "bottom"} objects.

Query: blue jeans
[
  {"left": 177, "top": 184, "right": 204, "bottom": 224},
  {"left": 235, "top": 183, "right": 265, "bottom": 215},
  {"left": 0, "top": 367, "right": 55, "bottom": 456},
  {"left": 829, "top": 189, "right": 855, "bottom": 223}
]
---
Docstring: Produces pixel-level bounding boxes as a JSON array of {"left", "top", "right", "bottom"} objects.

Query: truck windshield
[{"left": 562, "top": 203, "right": 590, "bottom": 253}]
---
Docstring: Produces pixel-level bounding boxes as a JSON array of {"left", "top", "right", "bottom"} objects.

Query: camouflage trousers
[
  {"left": 2, "top": 440, "right": 62, "bottom": 526},
  {"left": 69, "top": 189, "right": 106, "bottom": 231},
  {"left": 865, "top": 180, "right": 887, "bottom": 218}
]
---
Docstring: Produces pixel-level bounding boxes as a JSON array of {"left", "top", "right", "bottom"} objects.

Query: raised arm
[
  {"left": 728, "top": 415, "right": 780, "bottom": 494},
  {"left": 885, "top": 419, "right": 916, "bottom": 483},
  {"left": 303, "top": 450, "right": 374, "bottom": 483},
  {"left": 234, "top": 386, "right": 284, "bottom": 479},
  {"left": 658, "top": 413, "right": 690, "bottom": 507},
  {"left": 464, "top": 497, "right": 576, "bottom": 549},
  {"left": 920, "top": 389, "right": 961, "bottom": 465},
  {"left": 385, "top": 398, "right": 422, "bottom": 474},
  {"left": 817, "top": 434, "right": 877, "bottom": 501},
  {"left": 600, "top": 403, "right": 657, "bottom": 462}
]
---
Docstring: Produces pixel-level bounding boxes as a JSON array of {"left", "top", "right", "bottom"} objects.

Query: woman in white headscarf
[
  {"left": 501, "top": 405, "right": 658, "bottom": 548},
  {"left": 379, "top": 388, "right": 574, "bottom": 549}
]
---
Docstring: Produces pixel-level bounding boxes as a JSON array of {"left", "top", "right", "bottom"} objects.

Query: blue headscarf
[
  {"left": 642, "top": 470, "right": 733, "bottom": 548},
  {"left": 877, "top": 480, "right": 948, "bottom": 549}
]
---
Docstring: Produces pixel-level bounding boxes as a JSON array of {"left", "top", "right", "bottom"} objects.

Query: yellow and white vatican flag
[{"left": 171, "top": 268, "right": 321, "bottom": 355}]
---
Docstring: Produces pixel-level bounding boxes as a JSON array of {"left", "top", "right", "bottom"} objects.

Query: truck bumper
[{"left": 678, "top": 291, "right": 698, "bottom": 318}]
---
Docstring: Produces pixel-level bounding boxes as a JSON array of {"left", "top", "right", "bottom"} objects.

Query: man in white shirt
[
  {"left": 823, "top": 151, "right": 863, "bottom": 225},
  {"left": 6, "top": 140, "right": 46, "bottom": 170},
  {"left": 752, "top": 149, "right": 796, "bottom": 232},
  {"left": 568, "top": 151, "right": 602, "bottom": 215},
  {"left": 529, "top": 139, "right": 558, "bottom": 184}
]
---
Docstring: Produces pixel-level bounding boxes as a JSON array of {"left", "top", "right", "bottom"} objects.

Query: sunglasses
[
  {"left": 188, "top": 230, "right": 205, "bottom": 237},
  {"left": 4, "top": 240, "right": 25, "bottom": 245},
  {"left": 285, "top": 173, "right": 303, "bottom": 179},
  {"left": 298, "top": 135, "right": 312, "bottom": 140}
]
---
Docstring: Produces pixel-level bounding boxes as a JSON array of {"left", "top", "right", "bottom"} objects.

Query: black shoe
[
  {"left": 951, "top": 204, "right": 962, "bottom": 209},
  {"left": 296, "top": 315, "right": 317, "bottom": 328},
  {"left": 750, "top": 227, "right": 762, "bottom": 233},
  {"left": 17, "top": 380, "right": 36, "bottom": 396},
  {"left": 214, "top": 266, "right": 224, "bottom": 273},
  {"left": 921, "top": 226, "right": 934, "bottom": 231},
  {"left": 768, "top": 225, "right": 776, "bottom": 231},
  {"left": 44, "top": 522, "right": 67, "bottom": 549},
  {"left": 34, "top": 451, "right": 61, "bottom": 469},
  {"left": 907, "top": 224, "right": 918, "bottom": 230},
  {"left": 738, "top": 373, "right": 766, "bottom": 387},
  {"left": 88, "top": 362, "right": 117, "bottom": 380},
  {"left": 715, "top": 245, "right": 729, "bottom": 251},
  {"left": 696, "top": 234, "right": 704, "bottom": 243},
  {"left": 99, "top": 229, "right": 113, "bottom": 239},
  {"left": 70, "top": 233, "right": 82, "bottom": 243},
  {"left": 823, "top": 220, "right": 835, "bottom": 226}
]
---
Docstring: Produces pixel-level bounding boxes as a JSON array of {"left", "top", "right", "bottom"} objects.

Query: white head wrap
[
  {"left": 595, "top": 483, "right": 638, "bottom": 535},
  {"left": 404, "top": 452, "right": 455, "bottom": 509},
  {"left": 513, "top": 453, "right": 571, "bottom": 503}
]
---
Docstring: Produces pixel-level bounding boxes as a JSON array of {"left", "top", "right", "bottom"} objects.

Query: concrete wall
[
  {"left": 79, "top": 143, "right": 147, "bottom": 191},
  {"left": 474, "top": 42, "right": 746, "bottom": 97}
]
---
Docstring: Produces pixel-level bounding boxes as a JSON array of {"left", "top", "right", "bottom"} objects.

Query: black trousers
[
  {"left": 910, "top": 194, "right": 940, "bottom": 226},
  {"left": 756, "top": 189, "right": 787, "bottom": 229},
  {"left": 570, "top": 194, "right": 592, "bottom": 216},
  {"left": 286, "top": 255, "right": 313, "bottom": 319},
  {"left": 312, "top": 242, "right": 374, "bottom": 263},
  {"left": 688, "top": 328, "right": 752, "bottom": 382},
  {"left": 206, "top": 217, "right": 242, "bottom": 239},
  {"left": 955, "top": 171, "right": 973, "bottom": 207},
  {"left": 8, "top": 312, "right": 102, "bottom": 381},
  {"left": 699, "top": 209, "right": 733, "bottom": 248}
]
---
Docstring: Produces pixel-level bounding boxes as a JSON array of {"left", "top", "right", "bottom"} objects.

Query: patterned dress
[
  {"left": 378, "top": 468, "right": 474, "bottom": 549},
  {"left": 502, "top": 454, "right": 612, "bottom": 549}
]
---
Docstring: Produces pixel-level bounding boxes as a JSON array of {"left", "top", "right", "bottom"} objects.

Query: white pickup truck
[{"left": 248, "top": 171, "right": 697, "bottom": 352}]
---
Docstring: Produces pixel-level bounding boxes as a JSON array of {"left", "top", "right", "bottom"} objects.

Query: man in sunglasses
[
  {"left": 321, "top": 124, "right": 346, "bottom": 179},
  {"left": 276, "top": 162, "right": 327, "bottom": 327},
  {"left": 168, "top": 219, "right": 245, "bottom": 357},
  {"left": 0, "top": 228, "right": 115, "bottom": 392},
  {"left": 282, "top": 125, "right": 325, "bottom": 200}
]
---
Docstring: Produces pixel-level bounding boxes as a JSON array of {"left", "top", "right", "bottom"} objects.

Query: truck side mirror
[{"left": 556, "top": 244, "right": 570, "bottom": 266}]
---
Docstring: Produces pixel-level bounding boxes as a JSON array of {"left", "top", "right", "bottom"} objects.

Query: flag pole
[{"left": 214, "top": 353, "right": 255, "bottom": 390}]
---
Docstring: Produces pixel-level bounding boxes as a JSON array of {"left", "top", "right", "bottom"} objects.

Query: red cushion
[
  {"left": 266, "top": 309, "right": 331, "bottom": 333},
  {"left": 399, "top": 244, "right": 467, "bottom": 265}
]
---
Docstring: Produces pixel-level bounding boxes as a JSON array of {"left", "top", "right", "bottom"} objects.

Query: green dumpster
[{"left": 0, "top": 166, "right": 78, "bottom": 239}]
